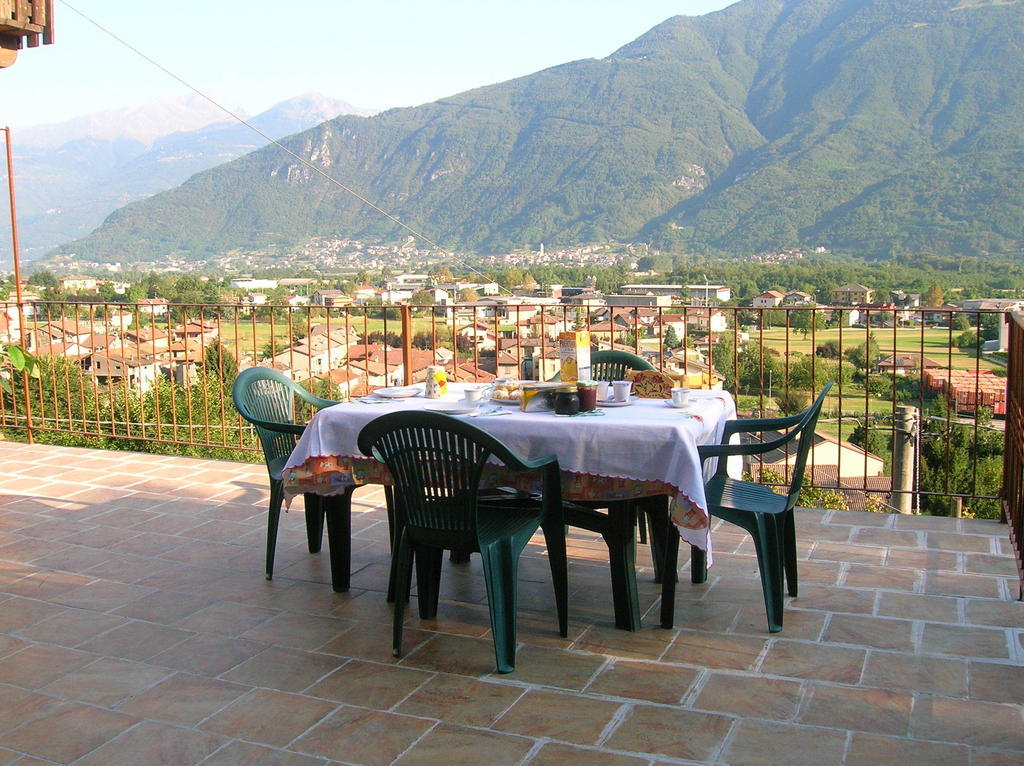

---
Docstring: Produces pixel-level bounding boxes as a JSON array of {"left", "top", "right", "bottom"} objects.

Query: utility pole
[
  {"left": 3, "top": 126, "right": 33, "bottom": 443},
  {"left": 892, "top": 405, "right": 918, "bottom": 513}
]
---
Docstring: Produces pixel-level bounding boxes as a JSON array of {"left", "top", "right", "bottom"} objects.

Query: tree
[
  {"left": 920, "top": 404, "right": 1002, "bottom": 518},
  {"left": 924, "top": 283, "right": 945, "bottom": 307},
  {"left": 950, "top": 312, "right": 971, "bottom": 331},
  {"left": 663, "top": 325, "right": 681, "bottom": 349},
  {"left": 791, "top": 308, "right": 825, "bottom": 339},
  {"left": 458, "top": 288, "right": 479, "bottom": 303},
  {"left": 816, "top": 340, "right": 841, "bottom": 359},
  {"left": 844, "top": 334, "right": 881, "bottom": 372},
  {"left": 409, "top": 290, "right": 436, "bottom": 306},
  {"left": 522, "top": 273, "right": 539, "bottom": 291},
  {"left": 204, "top": 340, "right": 238, "bottom": 387}
]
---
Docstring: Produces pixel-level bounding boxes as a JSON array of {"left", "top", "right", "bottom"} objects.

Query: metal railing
[
  {"left": 0, "top": 298, "right": 1010, "bottom": 522},
  {"left": 1002, "top": 312, "right": 1024, "bottom": 598}
]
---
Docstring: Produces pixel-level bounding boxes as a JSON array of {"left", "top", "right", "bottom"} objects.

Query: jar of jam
[
  {"left": 554, "top": 385, "right": 580, "bottom": 416},
  {"left": 576, "top": 381, "right": 599, "bottom": 412}
]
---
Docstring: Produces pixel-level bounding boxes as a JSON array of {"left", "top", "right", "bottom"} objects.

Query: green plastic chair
[
  {"left": 589, "top": 349, "right": 655, "bottom": 381},
  {"left": 232, "top": 366, "right": 340, "bottom": 580},
  {"left": 358, "top": 411, "right": 568, "bottom": 673},
  {"left": 678, "top": 383, "right": 834, "bottom": 633}
]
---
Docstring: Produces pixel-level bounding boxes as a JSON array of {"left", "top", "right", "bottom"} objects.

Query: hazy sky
[{"left": 3, "top": 1, "right": 737, "bottom": 129}]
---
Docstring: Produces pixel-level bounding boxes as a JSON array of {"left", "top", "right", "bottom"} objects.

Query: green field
[{"left": 752, "top": 327, "right": 999, "bottom": 371}]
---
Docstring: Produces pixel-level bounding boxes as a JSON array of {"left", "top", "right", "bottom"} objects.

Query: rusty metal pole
[
  {"left": 3, "top": 127, "right": 33, "bottom": 443},
  {"left": 400, "top": 304, "right": 413, "bottom": 386}
]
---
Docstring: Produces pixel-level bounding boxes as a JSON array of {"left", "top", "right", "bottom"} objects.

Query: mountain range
[
  {"left": 7, "top": 93, "right": 373, "bottom": 262},
  {"left": 51, "top": 0, "right": 1024, "bottom": 264}
]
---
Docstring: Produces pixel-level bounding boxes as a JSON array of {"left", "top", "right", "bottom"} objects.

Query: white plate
[
  {"left": 597, "top": 399, "right": 633, "bottom": 408},
  {"left": 489, "top": 396, "right": 521, "bottom": 405},
  {"left": 374, "top": 386, "right": 420, "bottom": 399},
  {"left": 425, "top": 402, "right": 480, "bottom": 415},
  {"left": 664, "top": 400, "right": 697, "bottom": 411}
]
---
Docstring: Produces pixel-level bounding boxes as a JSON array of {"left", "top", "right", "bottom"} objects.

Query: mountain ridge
[{"left": 54, "top": 0, "right": 1024, "bottom": 264}]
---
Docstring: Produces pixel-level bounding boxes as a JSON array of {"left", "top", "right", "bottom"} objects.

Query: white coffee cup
[
  {"left": 595, "top": 381, "right": 610, "bottom": 401},
  {"left": 671, "top": 387, "right": 691, "bottom": 407},
  {"left": 611, "top": 380, "right": 632, "bottom": 403},
  {"left": 463, "top": 385, "right": 487, "bottom": 403}
]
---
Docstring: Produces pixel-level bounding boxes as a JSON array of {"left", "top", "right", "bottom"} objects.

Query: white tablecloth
[{"left": 284, "top": 384, "right": 736, "bottom": 557}]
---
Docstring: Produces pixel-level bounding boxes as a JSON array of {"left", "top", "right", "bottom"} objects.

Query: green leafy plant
[{"left": 0, "top": 344, "right": 40, "bottom": 394}]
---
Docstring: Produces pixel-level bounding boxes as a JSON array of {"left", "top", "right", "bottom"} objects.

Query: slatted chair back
[{"left": 590, "top": 350, "right": 655, "bottom": 382}]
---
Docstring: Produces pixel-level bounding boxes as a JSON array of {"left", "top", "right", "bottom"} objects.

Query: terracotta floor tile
[
  {"left": 822, "top": 612, "right": 916, "bottom": 653},
  {"left": 965, "top": 554, "right": 1019, "bottom": 578},
  {"left": 222, "top": 646, "right": 345, "bottom": 692},
  {"left": 790, "top": 583, "right": 877, "bottom": 614},
  {"left": 321, "top": 619, "right": 435, "bottom": 665},
  {"left": 2, "top": 569, "right": 94, "bottom": 600},
  {"left": 603, "top": 704, "right": 734, "bottom": 762},
  {"left": 863, "top": 652, "right": 968, "bottom": 696},
  {"left": 928, "top": 531, "right": 993, "bottom": 553},
  {"left": 925, "top": 571, "right": 1003, "bottom": 599},
  {"left": 921, "top": 622, "right": 1011, "bottom": 659},
  {"left": 731, "top": 602, "right": 827, "bottom": 640},
  {"left": 969, "top": 661, "right": 1024, "bottom": 704},
  {"left": 117, "top": 673, "right": 251, "bottom": 726},
  {"left": 394, "top": 723, "right": 534, "bottom": 765},
  {"left": 971, "top": 747, "right": 1024, "bottom": 766},
  {"left": 396, "top": 674, "right": 524, "bottom": 727},
  {"left": 400, "top": 632, "right": 502, "bottom": 675},
  {"left": 694, "top": 671, "right": 803, "bottom": 720},
  {"left": 966, "top": 599, "right": 1024, "bottom": 629},
  {"left": 202, "top": 688, "right": 336, "bottom": 748},
  {"left": 200, "top": 741, "right": 330, "bottom": 765},
  {"left": 52, "top": 579, "right": 156, "bottom": 611},
  {"left": 585, "top": 659, "right": 698, "bottom": 705},
  {"left": 0, "top": 701, "right": 139, "bottom": 763},
  {"left": 292, "top": 706, "right": 435, "bottom": 765},
  {"left": 572, "top": 624, "right": 674, "bottom": 661},
  {"left": 846, "top": 732, "right": 970, "bottom": 766},
  {"left": 760, "top": 640, "right": 866, "bottom": 683},
  {"left": 810, "top": 542, "right": 886, "bottom": 565},
  {"left": 843, "top": 564, "right": 920, "bottom": 592},
  {"left": 504, "top": 643, "right": 606, "bottom": 691},
  {"left": 73, "top": 720, "right": 228, "bottom": 766},
  {"left": 77, "top": 619, "right": 194, "bottom": 661},
  {"left": 0, "top": 596, "right": 65, "bottom": 632},
  {"left": 148, "top": 633, "right": 266, "bottom": 675},
  {"left": 494, "top": 688, "right": 622, "bottom": 747},
  {"left": 41, "top": 656, "right": 171, "bottom": 705},
  {"left": 171, "top": 602, "right": 276, "bottom": 637},
  {"left": 239, "top": 612, "right": 354, "bottom": 650},
  {"left": 911, "top": 695, "right": 1024, "bottom": 750},
  {"left": 799, "top": 682, "right": 913, "bottom": 735},
  {"left": 852, "top": 527, "right": 921, "bottom": 548},
  {"left": 14, "top": 607, "right": 127, "bottom": 648},
  {"left": 528, "top": 742, "right": 648, "bottom": 765},
  {"left": 0, "top": 643, "right": 95, "bottom": 688},
  {"left": 0, "top": 684, "right": 64, "bottom": 735},
  {"left": 720, "top": 719, "right": 847, "bottom": 766},
  {"left": 112, "top": 589, "right": 212, "bottom": 624},
  {"left": 306, "top": 658, "right": 432, "bottom": 708},
  {"left": 662, "top": 630, "right": 767, "bottom": 670},
  {"left": 877, "top": 591, "right": 960, "bottom": 622}
]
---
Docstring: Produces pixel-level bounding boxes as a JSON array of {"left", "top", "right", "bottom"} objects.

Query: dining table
[{"left": 282, "top": 382, "right": 737, "bottom": 630}]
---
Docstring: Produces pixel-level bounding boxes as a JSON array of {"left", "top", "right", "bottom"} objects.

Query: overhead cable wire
[{"left": 57, "top": 0, "right": 511, "bottom": 292}]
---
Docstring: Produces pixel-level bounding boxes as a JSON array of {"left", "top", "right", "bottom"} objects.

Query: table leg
[
  {"left": 605, "top": 501, "right": 641, "bottom": 631},
  {"left": 324, "top": 486, "right": 355, "bottom": 593},
  {"left": 660, "top": 525, "right": 681, "bottom": 629},
  {"left": 304, "top": 494, "right": 325, "bottom": 553}
]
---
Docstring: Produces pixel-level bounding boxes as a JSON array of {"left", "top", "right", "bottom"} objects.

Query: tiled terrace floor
[{"left": 0, "top": 441, "right": 1022, "bottom": 765}]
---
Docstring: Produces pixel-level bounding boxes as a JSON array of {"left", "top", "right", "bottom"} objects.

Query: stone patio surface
[{"left": 0, "top": 441, "right": 1021, "bottom": 765}]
